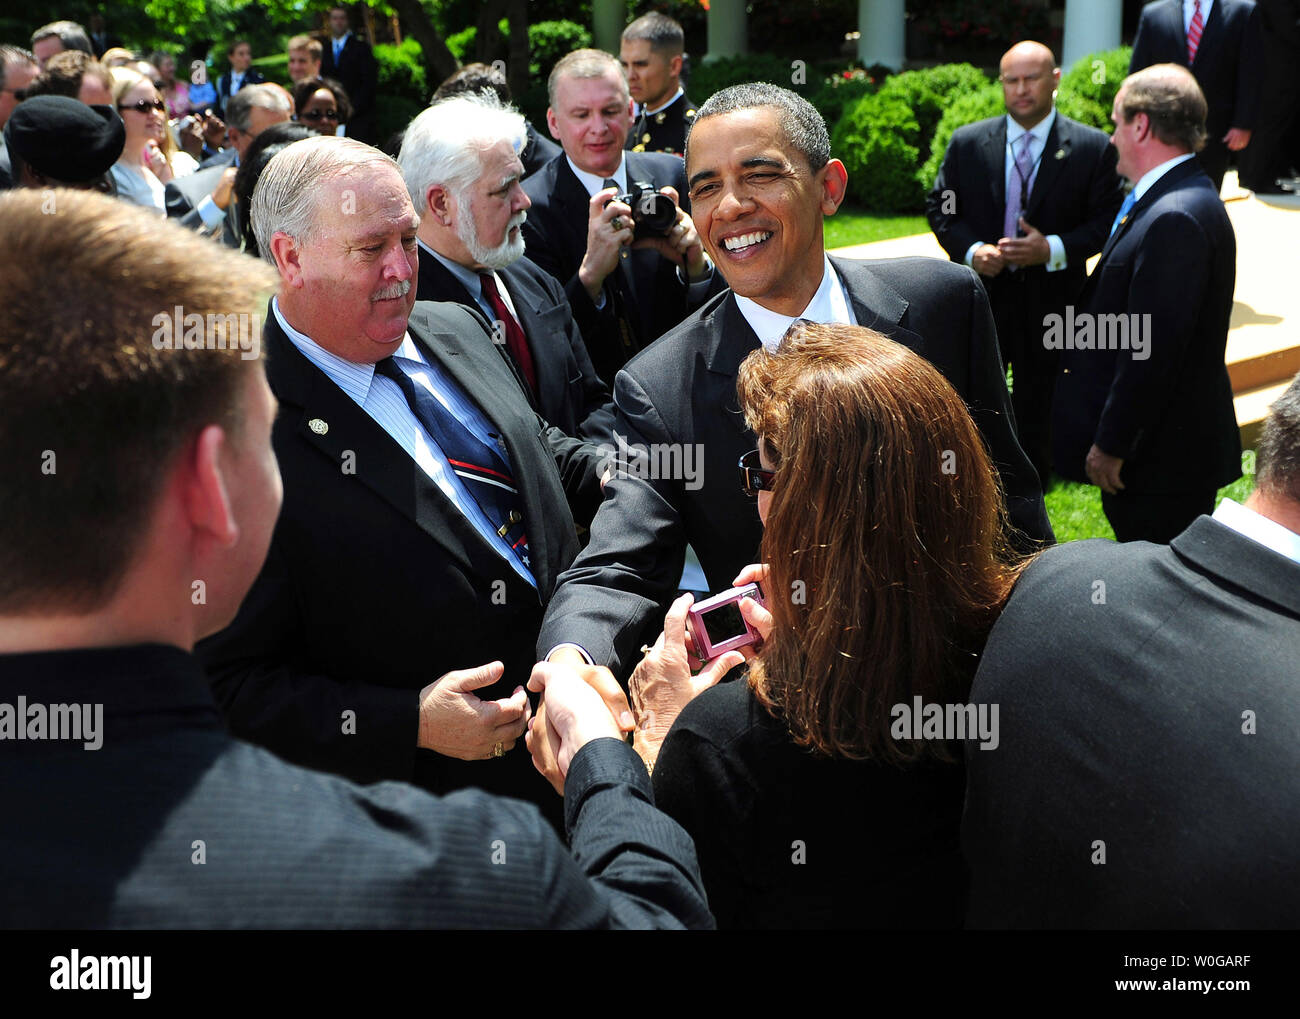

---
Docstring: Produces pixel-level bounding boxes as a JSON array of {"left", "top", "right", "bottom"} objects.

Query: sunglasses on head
[
  {"left": 119, "top": 98, "right": 166, "bottom": 114},
  {"left": 297, "top": 108, "right": 339, "bottom": 122},
  {"left": 739, "top": 449, "right": 776, "bottom": 498}
]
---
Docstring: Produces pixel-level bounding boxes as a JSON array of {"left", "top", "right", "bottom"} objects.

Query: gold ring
[{"left": 492, "top": 741, "right": 504, "bottom": 758}]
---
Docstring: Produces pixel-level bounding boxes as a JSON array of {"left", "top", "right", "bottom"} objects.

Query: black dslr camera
[{"left": 608, "top": 181, "right": 677, "bottom": 239}]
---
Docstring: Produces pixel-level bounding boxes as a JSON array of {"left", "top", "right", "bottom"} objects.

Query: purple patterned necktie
[{"left": 1004, "top": 132, "right": 1035, "bottom": 238}]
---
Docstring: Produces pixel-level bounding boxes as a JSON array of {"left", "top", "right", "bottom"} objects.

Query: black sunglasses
[
  {"left": 739, "top": 449, "right": 776, "bottom": 498},
  {"left": 297, "top": 108, "right": 339, "bottom": 122},
  {"left": 119, "top": 98, "right": 166, "bottom": 114},
  {"left": 1, "top": 87, "right": 27, "bottom": 101}
]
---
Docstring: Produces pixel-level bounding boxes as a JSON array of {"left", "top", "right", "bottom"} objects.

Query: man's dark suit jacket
[
  {"left": 537, "top": 255, "right": 1054, "bottom": 678},
  {"left": 197, "top": 302, "right": 605, "bottom": 810},
  {"left": 163, "top": 162, "right": 240, "bottom": 247},
  {"left": 321, "top": 34, "right": 377, "bottom": 143},
  {"left": 963, "top": 516, "right": 1300, "bottom": 927},
  {"left": 521, "top": 150, "right": 710, "bottom": 386},
  {"left": 1131, "top": 0, "right": 1264, "bottom": 186},
  {"left": 927, "top": 112, "right": 1125, "bottom": 368},
  {"left": 0, "top": 644, "right": 713, "bottom": 929},
  {"left": 1052, "top": 158, "right": 1241, "bottom": 494},
  {"left": 415, "top": 246, "right": 615, "bottom": 443},
  {"left": 214, "top": 68, "right": 265, "bottom": 120},
  {"left": 522, "top": 122, "right": 561, "bottom": 179},
  {"left": 197, "top": 146, "right": 237, "bottom": 171}
]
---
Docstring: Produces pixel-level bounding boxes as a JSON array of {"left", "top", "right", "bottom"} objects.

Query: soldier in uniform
[{"left": 620, "top": 12, "right": 697, "bottom": 157}]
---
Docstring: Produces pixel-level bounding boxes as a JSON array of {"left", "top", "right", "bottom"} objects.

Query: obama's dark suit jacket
[
  {"left": 1130, "top": 0, "right": 1265, "bottom": 188},
  {"left": 537, "top": 255, "right": 1053, "bottom": 678},
  {"left": 415, "top": 246, "right": 615, "bottom": 443},
  {"left": 197, "top": 301, "right": 605, "bottom": 810},
  {"left": 963, "top": 515, "right": 1300, "bottom": 927},
  {"left": 521, "top": 150, "right": 714, "bottom": 387}
]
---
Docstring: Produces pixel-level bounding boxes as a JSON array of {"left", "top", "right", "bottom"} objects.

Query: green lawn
[
  {"left": 824, "top": 206, "right": 928, "bottom": 249},
  {"left": 1044, "top": 466, "right": 1256, "bottom": 544}
]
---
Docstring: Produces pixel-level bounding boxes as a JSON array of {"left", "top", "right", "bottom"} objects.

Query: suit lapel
[
  {"left": 264, "top": 307, "right": 515, "bottom": 589},
  {"left": 981, "top": 119, "right": 1008, "bottom": 211},
  {"left": 1025, "top": 117, "right": 1069, "bottom": 220},
  {"left": 1096, "top": 158, "right": 1203, "bottom": 265},
  {"left": 406, "top": 304, "right": 554, "bottom": 595},
  {"left": 830, "top": 256, "right": 930, "bottom": 361},
  {"left": 1162, "top": 0, "right": 1190, "bottom": 64},
  {"left": 1192, "top": 0, "right": 1224, "bottom": 70},
  {"left": 499, "top": 263, "right": 562, "bottom": 420}
]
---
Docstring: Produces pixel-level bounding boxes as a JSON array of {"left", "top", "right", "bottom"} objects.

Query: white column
[
  {"left": 857, "top": 0, "right": 905, "bottom": 70},
  {"left": 1062, "top": 0, "right": 1123, "bottom": 68},
  {"left": 592, "top": 0, "right": 623, "bottom": 54},
  {"left": 705, "top": 0, "right": 747, "bottom": 61}
]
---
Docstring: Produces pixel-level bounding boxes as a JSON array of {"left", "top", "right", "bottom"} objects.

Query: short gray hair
[
  {"left": 398, "top": 92, "right": 527, "bottom": 215},
  {"left": 226, "top": 83, "right": 291, "bottom": 133},
  {"left": 251, "top": 135, "right": 402, "bottom": 267},
  {"left": 31, "top": 21, "right": 93, "bottom": 56},
  {"left": 1256, "top": 371, "right": 1300, "bottom": 504},
  {"left": 686, "top": 82, "right": 830, "bottom": 173},
  {"left": 547, "top": 48, "right": 627, "bottom": 109}
]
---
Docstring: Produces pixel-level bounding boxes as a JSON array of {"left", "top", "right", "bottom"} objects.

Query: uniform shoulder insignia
[
  {"left": 655, "top": 112, "right": 666, "bottom": 124},
  {"left": 685, "top": 109, "right": 696, "bottom": 120}
]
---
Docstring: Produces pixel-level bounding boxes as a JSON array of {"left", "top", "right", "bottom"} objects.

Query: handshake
[{"left": 415, "top": 568, "right": 773, "bottom": 793}]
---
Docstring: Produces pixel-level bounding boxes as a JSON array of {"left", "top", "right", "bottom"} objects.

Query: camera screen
[{"left": 701, "top": 601, "right": 746, "bottom": 644}]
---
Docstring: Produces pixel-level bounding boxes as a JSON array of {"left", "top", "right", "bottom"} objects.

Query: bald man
[{"left": 928, "top": 41, "right": 1125, "bottom": 488}]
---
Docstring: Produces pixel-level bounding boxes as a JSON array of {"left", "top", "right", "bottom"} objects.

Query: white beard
[{"left": 458, "top": 197, "right": 527, "bottom": 271}]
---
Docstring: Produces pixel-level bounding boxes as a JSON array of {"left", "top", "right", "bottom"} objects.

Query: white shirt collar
[
  {"left": 1006, "top": 108, "right": 1056, "bottom": 147},
  {"left": 1131, "top": 152, "right": 1197, "bottom": 203},
  {"left": 1185, "top": 0, "right": 1214, "bottom": 30},
  {"left": 1212, "top": 498, "right": 1300, "bottom": 566},
  {"left": 733, "top": 255, "right": 855, "bottom": 352},
  {"left": 639, "top": 85, "right": 684, "bottom": 118},
  {"left": 271, "top": 296, "right": 426, "bottom": 407},
  {"left": 566, "top": 154, "right": 626, "bottom": 197}
]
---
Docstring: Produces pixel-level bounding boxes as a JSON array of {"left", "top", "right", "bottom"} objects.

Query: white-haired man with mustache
[
  {"left": 400, "top": 91, "right": 614, "bottom": 443},
  {"left": 198, "top": 135, "right": 607, "bottom": 823}
]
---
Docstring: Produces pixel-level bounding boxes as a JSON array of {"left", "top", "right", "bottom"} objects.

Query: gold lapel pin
[
  {"left": 308, "top": 418, "right": 329, "bottom": 435},
  {"left": 1054, "top": 148, "right": 1066, "bottom": 160}
]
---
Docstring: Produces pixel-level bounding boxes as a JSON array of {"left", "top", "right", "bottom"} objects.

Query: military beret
[{"left": 3, "top": 96, "right": 126, "bottom": 183}]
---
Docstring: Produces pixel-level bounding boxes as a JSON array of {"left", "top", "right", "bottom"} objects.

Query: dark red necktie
[
  {"left": 1188, "top": 0, "right": 1204, "bottom": 64},
  {"left": 479, "top": 272, "right": 537, "bottom": 395}
]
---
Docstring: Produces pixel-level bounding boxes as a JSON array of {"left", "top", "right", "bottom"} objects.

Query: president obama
[{"left": 536, "top": 83, "right": 1051, "bottom": 681}]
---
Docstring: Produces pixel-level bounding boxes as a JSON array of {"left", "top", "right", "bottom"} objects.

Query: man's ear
[
  {"left": 819, "top": 158, "right": 849, "bottom": 216},
  {"left": 669, "top": 54, "right": 683, "bottom": 79},
  {"left": 426, "top": 183, "right": 453, "bottom": 226},
  {"left": 268, "top": 232, "right": 303, "bottom": 286},
  {"left": 183, "top": 424, "right": 239, "bottom": 550},
  {"left": 546, "top": 107, "right": 561, "bottom": 141}
]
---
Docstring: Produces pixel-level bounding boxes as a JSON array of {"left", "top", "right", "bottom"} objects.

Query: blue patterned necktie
[{"left": 373, "top": 357, "right": 530, "bottom": 569}]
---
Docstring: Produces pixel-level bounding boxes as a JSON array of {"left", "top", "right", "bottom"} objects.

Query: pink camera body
[{"left": 687, "top": 583, "right": 765, "bottom": 660}]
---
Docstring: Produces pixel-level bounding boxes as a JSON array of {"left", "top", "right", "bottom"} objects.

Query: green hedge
[
  {"left": 833, "top": 50, "right": 1131, "bottom": 212},
  {"left": 1056, "top": 46, "right": 1132, "bottom": 131},
  {"left": 834, "top": 64, "right": 990, "bottom": 211},
  {"left": 687, "top": 54, "right": 814, "bottom": 107}
]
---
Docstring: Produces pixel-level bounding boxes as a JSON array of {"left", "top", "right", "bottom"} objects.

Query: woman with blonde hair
[
  {"left": 629, "top": 321, "right": 1030, "bottom": 928},
  {"left": 109, "top": 67, "right": 195, "bottom": 213}
]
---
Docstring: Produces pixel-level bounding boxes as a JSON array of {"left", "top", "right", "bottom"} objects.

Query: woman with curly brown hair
[{"left": 630, "top": 320, "right": 1030, "bottom": 929}]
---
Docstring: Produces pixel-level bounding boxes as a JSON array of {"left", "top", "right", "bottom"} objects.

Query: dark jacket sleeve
[
  {"left": 536, "top": 367, "right": 690, "bottom": 675},
  {"left": 1130, "top": 11, "right": 1154, "bottom": 72},
  {"left": 535, "top": 268, "right": 616, "bottom": 443},
  {"left": 1092, "top": 207, "right": 1212, "bottom": 459},
  {"left": 1232, "top": 1, "right": 1266, "bottom": 129},
  {"left": 557, "top": 738, "right": 715, "bottom": 929},
  {"left": 926, "top": 129, "right": 983, "bottom": 261}
]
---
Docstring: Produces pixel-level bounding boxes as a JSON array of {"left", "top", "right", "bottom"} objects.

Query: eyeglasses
[
  {"left": 119, "top": 98, "right": 166, "bottom": 114},
  {"left": 739, "top": 449, "right": 776, "bottom": 498},
  {"left": 297, "top": 108, "right": 339, "bottom": 122}
]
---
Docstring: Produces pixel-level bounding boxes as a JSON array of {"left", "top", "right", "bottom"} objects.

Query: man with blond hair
[{"left": 287, "top": 34, "right": 322, "bottom": 84}]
